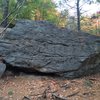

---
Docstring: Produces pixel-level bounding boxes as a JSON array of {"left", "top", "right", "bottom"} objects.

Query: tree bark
[
  {"left": 2, "top": 0, "right": 9, "bottom": 27},
  {"left": 76, "top": 0, "right": 81, "bottom": 31}
]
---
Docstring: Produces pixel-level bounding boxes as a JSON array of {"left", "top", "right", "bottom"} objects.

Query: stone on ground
[{"left": 0, "top": 63, "right": 6, "bottom": 77}]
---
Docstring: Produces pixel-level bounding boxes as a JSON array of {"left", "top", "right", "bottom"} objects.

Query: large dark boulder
[{"left": 0, "top": 20, "right": 100, "bottom": 78}]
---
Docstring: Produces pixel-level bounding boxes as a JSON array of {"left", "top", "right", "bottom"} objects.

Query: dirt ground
[{"left": 0, "top": 73, "right": 100, "bottom": 100}]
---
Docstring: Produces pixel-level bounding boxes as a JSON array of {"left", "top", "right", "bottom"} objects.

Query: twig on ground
[
  {"left": 67, "top": 91, "right": 79, "bottom": 97},
  {"left": 52, "top": 93, "right": 67, "bottom": 100},
  {"left": 22, "top": 96, "right": 30, "bottom": 100}
]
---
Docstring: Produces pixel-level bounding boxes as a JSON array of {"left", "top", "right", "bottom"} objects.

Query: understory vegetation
[{"left": 0, "top": 0, "right": 100, "bottom": 35}]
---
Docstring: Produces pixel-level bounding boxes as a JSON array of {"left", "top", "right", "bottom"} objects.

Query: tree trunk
[
  {"left": 2, "top": 0, "right": 9, "bottom": 27},
  {"left": 76, "top": 0, "right": 81, "bottom": 31}
]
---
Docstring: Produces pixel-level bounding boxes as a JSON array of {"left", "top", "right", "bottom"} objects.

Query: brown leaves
[{"left": 0, "top": 74, "right": 100, "bottom": 100}]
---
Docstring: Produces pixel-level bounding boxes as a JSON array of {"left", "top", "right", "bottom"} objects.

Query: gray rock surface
[
  {"left": 0, "top": 63, "right": 6, "bottom": 77},
  {"left": 0, "top": 20, "right": 100, "bottom": 78}
]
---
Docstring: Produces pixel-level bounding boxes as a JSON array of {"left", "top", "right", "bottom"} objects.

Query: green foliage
[
  {"left": 0, "top": 0, "right": 3, "bottom": 21},
  {"left": 16, "top": 1, "right": 34, "bottom": 19},
  {"left": 97, "top": 0, "right": 100, "bottom": 2},
  {"left": 83, "top": 79, "right": 93, "bottom": 87},
  {"left": 8, "top": 90, "right": 14, "bottom": 95},
  {"left": 0, "top": 0, "right": 63, "bottom": 25}
]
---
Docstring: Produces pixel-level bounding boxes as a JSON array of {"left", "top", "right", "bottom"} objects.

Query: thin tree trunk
[
  {"left": 2, "top": 0, "right": 9, "bottom": 27},
  {"left": 76, "top": 0, "right": 81, "bottom": 31}
]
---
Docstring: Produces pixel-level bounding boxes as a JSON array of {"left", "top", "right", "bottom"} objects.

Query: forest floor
[{"left": 0, "top": 73, "right": 100, "bottom": 100}]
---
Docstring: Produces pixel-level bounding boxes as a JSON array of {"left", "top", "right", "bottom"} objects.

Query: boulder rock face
[{"left": 0, "top": 20, "right": 100, "bottom": 78}]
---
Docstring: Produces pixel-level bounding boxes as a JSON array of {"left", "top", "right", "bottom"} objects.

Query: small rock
[{"left": 0, "top": 63, "right": 6, "bottom": 78}]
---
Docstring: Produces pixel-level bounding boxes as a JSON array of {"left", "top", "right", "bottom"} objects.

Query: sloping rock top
[{"left": 0, "top": 20, "right": 100, "bottom": 78}]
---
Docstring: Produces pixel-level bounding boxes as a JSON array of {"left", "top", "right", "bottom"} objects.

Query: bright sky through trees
[{"left": 53, "top": 0, "right": 100, "bottom": 16}]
